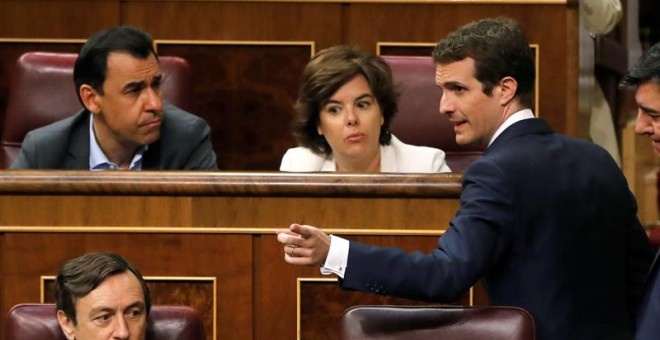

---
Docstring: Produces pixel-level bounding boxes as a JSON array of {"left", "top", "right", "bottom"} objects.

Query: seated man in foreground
[
  {"left": 11, "top": 25, "right": 217, "bottom": 170},
  {"left": 56, "top": 252, "right": 150, "bottom": 340}
]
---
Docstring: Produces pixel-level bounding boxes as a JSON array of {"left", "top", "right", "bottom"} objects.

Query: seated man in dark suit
[
  {"left": 277, "top": 17, "right": 653, "bottom": 340},
  {"left": 11, "top": 26, "right": 218, "bottom": 170},
  {"left": 56, "top": 252, "right": 150, "bottom": 340},
  {"left": 620, "top": 41, "right": 660, "bottom": 340}
]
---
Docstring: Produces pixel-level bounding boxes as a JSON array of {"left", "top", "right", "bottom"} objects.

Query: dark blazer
[
  {"left": 10, "top": 102, "right": 218, "bottom": 170},
  {"left": 636, "top": 252, "right": 660, "bottom": 340},
  {"left": 341, "top": 118, "right": 653, "bottom": 340}
]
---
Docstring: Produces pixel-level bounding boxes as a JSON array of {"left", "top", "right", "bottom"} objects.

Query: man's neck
[{"left": 92, "top": 119, "right": 140, "bottom": 168}]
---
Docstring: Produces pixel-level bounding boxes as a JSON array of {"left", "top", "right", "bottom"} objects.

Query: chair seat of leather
[
  {"left": 340, "top": 305, "right": 535, "bottom": 340},
  {"left": 4, "top": 303, "right": 205, "bottom": 340},
  {"left": 0, "top": 52, "right": 193, "bottom": 168}
]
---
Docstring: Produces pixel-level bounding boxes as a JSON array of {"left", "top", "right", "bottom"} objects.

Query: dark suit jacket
[
  {"left": 636, "top": 251, "right": 660, "bottom": 340},
  {"left": 341, "top": 119, "right": 653, "bottom": 340},
  {"left": 10, "top": 102, "right": 218, "bottom": 170}
]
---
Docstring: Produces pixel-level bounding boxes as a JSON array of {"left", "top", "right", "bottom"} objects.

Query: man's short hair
[
  {"left": 432, "top": 17, "right": 536, "bottom": 109},
  {"left": 55, "top": 252, "right": 151, "bottom": 325},
  {"left": 73, "top": 26, "right": 157, "bottom": 105},
  {"left": 620, "top": 41, "right": 660, "bottom": 88}
]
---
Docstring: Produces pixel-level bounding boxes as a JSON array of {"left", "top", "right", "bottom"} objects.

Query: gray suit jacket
[{"left": 11, "top": 102, "right": 218, "bottom": 170}]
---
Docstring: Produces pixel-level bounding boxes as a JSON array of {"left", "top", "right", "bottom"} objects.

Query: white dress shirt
[{"left": 89, "top": 115, "right": 146, "bottom": 170}]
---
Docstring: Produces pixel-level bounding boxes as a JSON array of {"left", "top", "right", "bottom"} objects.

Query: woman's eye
[{"left": 357, "top": 101, "right": 371, "bottom": 109}]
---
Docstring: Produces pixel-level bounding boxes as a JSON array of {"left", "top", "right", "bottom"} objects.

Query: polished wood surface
[{"left": 0, "top": 171, "right": 479, "bottom": 339}]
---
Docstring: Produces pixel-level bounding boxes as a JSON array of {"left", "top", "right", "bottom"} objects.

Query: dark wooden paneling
[
  {"left": 0, "top": 1, "right": 120, "bottom": 38},
  {"left": 0, "top": 172, "right": 465, "bottom": 340},
  {"left": 120, "top": 1, "right": 342, "bottom": 48},
  {"left": 257, "top": 233, "right": 485, "bottom": 340},
  {"left": 3, "top": 232, "right": 254, "bottom": 340},
  {"left": 156, "top": 43, "right": 311, "bottom": 170}
]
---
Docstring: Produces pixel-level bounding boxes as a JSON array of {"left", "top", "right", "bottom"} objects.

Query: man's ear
[
  {"left": 498, "top": 76, "right": 518, "bottom": 106},
  {"left": 79, "top": 84, "right": 101, "bottom": 114},
  {"left": 56, "top": 310, "right": 76, "bottom": 340}
]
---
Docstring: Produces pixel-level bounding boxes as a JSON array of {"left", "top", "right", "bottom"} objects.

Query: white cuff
[{"left": 320, "top": 235, "right": 349, "bottom": 278}]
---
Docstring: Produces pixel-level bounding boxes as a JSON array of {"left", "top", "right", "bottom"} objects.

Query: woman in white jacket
[{"left": 280, "top": 45, "right": 451, "bottom": 173}]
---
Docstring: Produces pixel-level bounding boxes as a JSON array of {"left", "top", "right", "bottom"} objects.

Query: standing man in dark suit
[
  {"left": 621, "top": 41, "right": 660, "bottom": 340},
  {"left": 277, "top": 17, "right": 653, "bottom": 339},
  {"left": 11, "top": 26, "right": 218, "bottom": 170}
]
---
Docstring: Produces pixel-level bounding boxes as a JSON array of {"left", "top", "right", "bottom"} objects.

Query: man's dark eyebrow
[
  {"left": 125, "top": 300, "right": 146, "bottom": 311},
  {"left": 640, "top": 104, "right": 660, "bottom": 116},
  {"left": 442, "top": 81, "right": 466, "bottom": 89},
  {"left": 88, "top": 300, "right": 145, "bottom": 317},
  {"left": 89, "top": 306, "right": 116, "bottom": 317},
  {"left": 123, "top": 80, "right": 146, "bottom": 93},
  {"left": 123, "top": 73, "right": 162, "bottom": 93}
]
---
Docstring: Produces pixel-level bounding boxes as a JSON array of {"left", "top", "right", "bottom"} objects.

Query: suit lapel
[
  {"left": 65, "top": 111, "right": 92, "bottom": 169},
  {"left": 141, "top": 140, "right": 161, "bottom": 170}
]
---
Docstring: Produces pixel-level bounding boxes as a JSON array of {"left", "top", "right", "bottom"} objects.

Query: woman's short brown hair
[{"left": 292, "top": 45, "right": 398, "bottom": 155}]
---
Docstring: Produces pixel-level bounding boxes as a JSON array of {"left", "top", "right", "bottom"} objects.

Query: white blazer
[{"left": 279, "top": 135, "right": 451, "bottom": 173}]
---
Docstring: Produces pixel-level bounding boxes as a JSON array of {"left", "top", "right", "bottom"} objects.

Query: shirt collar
[
  {"left": 89, "top": 114, "right": 147, "bottom": 170},
  {"left": 488, "top": 109, "right": 535, "bottom": 147}
]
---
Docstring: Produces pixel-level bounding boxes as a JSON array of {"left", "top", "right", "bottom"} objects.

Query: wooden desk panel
[{"left": 0, "top": 171, "right": 474, "bottom": 340}]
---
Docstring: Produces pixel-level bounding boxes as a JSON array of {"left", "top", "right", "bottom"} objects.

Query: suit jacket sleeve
[
  {"left": 340, "top": 159, "right": 514, "bottom": 301},
  {"left": 183, "top": 119, "right": 218, "bottom": 170},
  {"left": 9, "top": 132, "right": 37, "bottom": 169}
]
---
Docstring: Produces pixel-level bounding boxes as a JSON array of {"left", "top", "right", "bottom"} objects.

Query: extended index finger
[{"left": 290, "top": 224, "right": 318, "bottom": 239}]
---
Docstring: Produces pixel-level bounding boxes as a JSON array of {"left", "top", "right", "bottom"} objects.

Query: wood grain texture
[
  {"left": 3, "top": 233, "right": 253, "bottom": 340},
  {"left": 0, "top": 172, "right": 466, "bottom": 339}
]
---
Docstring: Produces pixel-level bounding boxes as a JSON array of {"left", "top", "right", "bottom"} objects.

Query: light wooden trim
[
  {"left": 155, "top": 39, "right": 315, "bottom": 58},
  {"left": 0, "top": 226, "right": 447, "bottom": 235},
  {"left": 41, "top": 275, "right": 218, "bottom": 340},
  {"left": 0, "top": 38, "right": 86, "bottom": 44},
  {"left": 0, "top": 171, "right": 464, "bottom": 197},
  {"left": 531, "top": 43, "right": 540, "bottom": 117}
]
